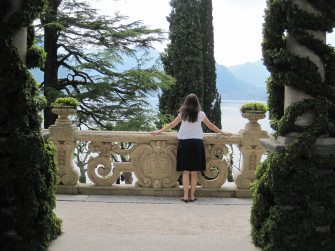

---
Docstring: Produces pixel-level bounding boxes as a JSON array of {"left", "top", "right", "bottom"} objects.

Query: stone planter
[
  {"left": 51, "top": 106, "right": 77, "bottom": 127},
  {"left": 241, "top": 110, "right": 266, "bottom": 131}
]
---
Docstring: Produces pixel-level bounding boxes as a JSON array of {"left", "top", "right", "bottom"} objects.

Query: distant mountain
[
  {"left": 216, "top": 63, "right": 267, "bottom": 101},
  {"left": 227, "top": 60, "right": 270, "bottom": 89}
]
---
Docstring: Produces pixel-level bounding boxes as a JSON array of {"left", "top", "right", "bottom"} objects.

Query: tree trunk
[{"left": 42, "top": 0, "right": 62, "bottom": 128}]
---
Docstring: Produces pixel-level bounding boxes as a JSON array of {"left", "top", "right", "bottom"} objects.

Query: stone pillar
[
  {"left": 2, "top": 0, "right": 27, "bottom": 62},
  {"left": 49, "top": 107, "right": 79, "bottom": 185},
  {"left": 285, "top": 0, "right": 325, "bottom": 129},
  {"left": 261, "top": 0, "right": 332, "bottom": 151},
  {"left": 234, "top": 111, "right": 269, "bottom": 189}
]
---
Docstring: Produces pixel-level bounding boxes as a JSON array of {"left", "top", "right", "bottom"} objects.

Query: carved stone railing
[{"left": 48, "top": 108, "right": 269, "bottom": 191}]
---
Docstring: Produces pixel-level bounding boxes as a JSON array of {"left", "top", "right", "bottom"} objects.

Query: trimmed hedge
[
  {"left": 0, "top": 0, "right": 62, "bottom": 250},
  {"left": 251, "top": 0, "right": 335, "bottom": 250}
]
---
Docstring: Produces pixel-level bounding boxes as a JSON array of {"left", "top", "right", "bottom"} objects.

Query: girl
[{"left": 150, "top": 94, "right": 232, "bottom": 202}]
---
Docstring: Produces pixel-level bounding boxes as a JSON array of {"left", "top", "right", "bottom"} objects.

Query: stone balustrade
[{"left": 48, "top": 108, "right": 269, "bottom": 197}]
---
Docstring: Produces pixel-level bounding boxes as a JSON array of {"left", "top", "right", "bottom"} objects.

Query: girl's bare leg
[
  {"left": 190, "top": 171, "right": 198, "bottom": 200},
  {"left": 182, "top": 171, "right": 190, "bottom": 200}
]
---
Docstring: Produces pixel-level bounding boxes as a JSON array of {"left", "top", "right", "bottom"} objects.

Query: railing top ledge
[{"left": 74, "top": 130, "right": 241, "bottom": 144}]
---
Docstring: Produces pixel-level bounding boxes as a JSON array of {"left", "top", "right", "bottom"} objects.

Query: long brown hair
[{"left": 178, "top": 94, "right": 201, "bottom": 122}]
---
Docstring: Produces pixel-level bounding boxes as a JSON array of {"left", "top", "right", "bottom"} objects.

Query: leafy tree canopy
[{"left": 37, "top": 0, "right": 175, "bottom": 130}]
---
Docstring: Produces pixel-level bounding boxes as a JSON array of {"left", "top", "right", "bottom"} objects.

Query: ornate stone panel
[
  {"left": 198, "top": 144, "right": 228, "bottom": 188},
  {"left": 131, "top": 141, "right": 179, "bottom": 188},
  {"left": 86, "top": 140, "right": 179, "bottom": 188}
]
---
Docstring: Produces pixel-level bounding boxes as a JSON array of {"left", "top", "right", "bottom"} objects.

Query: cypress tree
[
  {"left": 159, "top": 0, "right": 204, "bottom": 118},
  {"left": 200, "top": 0, "right": 221, "bottom": 129},
  {"left": 160, "top": 0, "right": 221, "bottom": 129}
]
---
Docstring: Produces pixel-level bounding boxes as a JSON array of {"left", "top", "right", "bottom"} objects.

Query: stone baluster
[
  {"left": 49, "top": 106, "right": 79, "bottom": 185},
  {"left": 234, "top": 111, "right": 269, "bottom": 190}
]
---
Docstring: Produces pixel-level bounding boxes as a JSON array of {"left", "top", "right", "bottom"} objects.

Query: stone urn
[
  {"left": 241, "top": 110, "right": 266, "bottom": 131},
  {"left": 51, "top": 106, "right": 76, "bottom": 127}
]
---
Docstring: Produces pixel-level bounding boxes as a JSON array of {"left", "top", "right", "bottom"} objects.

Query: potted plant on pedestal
[
  {"left": 240, "top": 102, "right": 268, "bottom": 131},
  {"left": 51, "top": 97, "right": 79, "bottom": 126}
]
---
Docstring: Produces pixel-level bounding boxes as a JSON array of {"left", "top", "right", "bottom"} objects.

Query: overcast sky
[{"left": 94, "top": 0, "right": 335, "bottom": 67}]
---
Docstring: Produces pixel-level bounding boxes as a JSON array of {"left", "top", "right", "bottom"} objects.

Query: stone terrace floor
[{"left": 49, "top": 195, "right": 261, "bottom": 251}]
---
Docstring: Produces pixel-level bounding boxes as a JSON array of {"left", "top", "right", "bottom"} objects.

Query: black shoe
[{"left": 181, "top": 198, "right": 189, "bottom": 203}]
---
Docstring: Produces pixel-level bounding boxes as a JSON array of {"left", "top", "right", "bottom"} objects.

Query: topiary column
[
  {"left": 0, "top": 0, "right": 61, "bottom": 250},
  {"left": 251, "top": 0, "right": 335, "bottom": 250}
]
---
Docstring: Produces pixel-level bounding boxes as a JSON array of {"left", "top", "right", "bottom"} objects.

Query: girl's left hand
[{"left": 223, "top": 132, "right": 232, "bottom": 136}]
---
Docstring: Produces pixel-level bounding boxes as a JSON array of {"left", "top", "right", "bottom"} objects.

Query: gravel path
[{"left": 49, "top": 196, "right": 261, "bottom": 251}]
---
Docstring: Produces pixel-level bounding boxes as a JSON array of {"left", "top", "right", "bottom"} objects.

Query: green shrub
[
  {"left": 251, "top": 0, "right": 335, "bottom": 250},
  {"left": 0, "top": 1, "right": 62, "bottom": 250},
  {"left": 51, "top": 97, "right": 80, "bottom": 108},
  {"left": 79, "top": 175, "right": 86, "bottom": 183},
  {"left": 240, "top": 102, "right": 268, "bottom": 113}
]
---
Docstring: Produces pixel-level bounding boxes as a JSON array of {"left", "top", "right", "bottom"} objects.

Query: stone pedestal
[
  {"left": 234, "top": 111, "right": 269, "bottom": 189},
  {"left": 49, "top": 106, "right": 79, "bottom": 185}
]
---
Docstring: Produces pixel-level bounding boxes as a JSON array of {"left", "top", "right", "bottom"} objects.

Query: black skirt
[{"left": 176, "top": 139, "right": 206, "bottom": 172}]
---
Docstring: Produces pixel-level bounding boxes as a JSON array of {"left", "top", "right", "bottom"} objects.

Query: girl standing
[{"left": 150, "top": 94, "right": 232, "bottom": 202}]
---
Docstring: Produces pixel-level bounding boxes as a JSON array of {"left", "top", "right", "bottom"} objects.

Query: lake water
[{"left": 148, "top": 98, "right": 272, "bottom": 133}]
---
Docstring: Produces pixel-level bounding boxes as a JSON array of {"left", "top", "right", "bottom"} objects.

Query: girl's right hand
[
  {"left": 222, "top": 132, "right": 232, "bottom": 136},
  {"left": 150, "top": 131, "right": 160, "bottom": 136}
]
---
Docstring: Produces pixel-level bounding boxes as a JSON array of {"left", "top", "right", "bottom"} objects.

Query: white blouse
[{"left": 177, "top": 111, "right": 206, "bottom": 139}]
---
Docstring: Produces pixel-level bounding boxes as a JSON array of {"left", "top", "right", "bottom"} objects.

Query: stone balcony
[{"left": 47, "top": 108, "right": 269, "bottom": 198}]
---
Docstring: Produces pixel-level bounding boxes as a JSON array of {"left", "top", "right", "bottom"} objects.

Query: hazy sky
[{"left": 94, "top": 0, "right": 335, "bottom": 67}]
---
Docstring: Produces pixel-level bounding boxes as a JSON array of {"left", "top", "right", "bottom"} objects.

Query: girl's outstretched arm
[
  {"left": 203, "top": 117, "right": 232, "bottom": 136},
  {"left": 150, "top": 116, "right": 181, "bottom": 136}
]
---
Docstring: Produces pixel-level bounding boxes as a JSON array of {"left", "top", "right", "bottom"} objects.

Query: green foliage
[
  {"left": 26, "top": 24, "right": 47, "bottom": 69},
  {"left": 159, "top": 0, "right": 221, "bottom": 130},
  {"left": 240, "top": 102, "right": 268, "bottom": 113},
  {"left": 200, "top": 0, "right": 221, "bottom": 130},
  {"left": 251, "top": 0, "right": 335, "bottom": 250},
  {"left": 159, "top": 0, "right": 204, "bottom": 120},
  {"left": 251, "top": 152, "right": 335, "bottom": 250},
  {"left": 26, "top": 44, "right": 47, "bottom": 69},
  {"left": 79, "top": 176, "right": 86, "bottom": 183},
  {"left": 51, "top": 97, "right": 80, "bottom": 108},
  {"left": 0, "top": 0, "right": 61, "bottom": 250}
]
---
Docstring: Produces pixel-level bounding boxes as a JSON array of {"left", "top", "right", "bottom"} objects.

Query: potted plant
[
  {"left": 240, "top": 102, "right": 268, "bottom": 114},
  {"left": 51, "top": 97, "right": 79, "bottom": 108},
  {"left": 240, "top": 102, "right": 268, "bottom": 131},
  {"left": 51, "top": 97, "right": 79, "bottom": 124}
]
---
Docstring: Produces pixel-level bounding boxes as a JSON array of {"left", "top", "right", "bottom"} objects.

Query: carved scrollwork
[
  {"left": 198, "top": 144, "right": 228, "bottom": 188},
  {"left": 205, "top": 144, "right": 228, "bottom": 159},
  {"left": 133, "top": 141, "right": 179, "bottom": 188},
  {"left": 234, "top": 171, "right": 256, "bottom": 189},
  {"left": 111, "top": 143, "right": 137, "bottom": 155},
  {"left": 87, "top": 142, "right": 116, "bottom": 185},
  {"left": 88, "top": 142, "right": 111, "bottom": 156}
]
